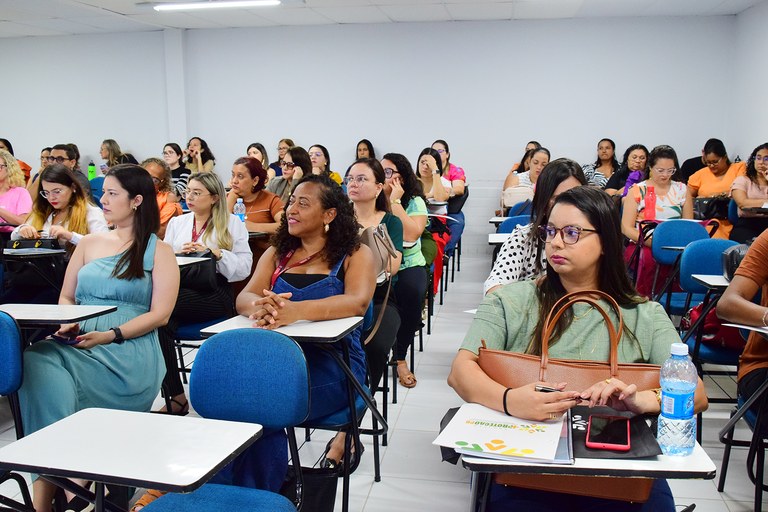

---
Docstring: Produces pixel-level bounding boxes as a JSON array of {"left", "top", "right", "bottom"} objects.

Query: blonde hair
[
  {"left": 0, "top": 150, "right": 25, "bottom": 188},
  {"left": 102, "top": 139, "right": 124, "bottom": 167},
  {"left": 187, "top": 172, "right": 233, "bottom": 251}
]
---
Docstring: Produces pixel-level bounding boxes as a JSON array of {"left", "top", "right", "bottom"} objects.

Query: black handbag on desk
[
  {"left": 693, "top": 195, "right": 730, "bottom": 220},
  {"left": 177, "top": 250, "right": 219, "bottom": 292},
  {"left": 6, "top": 238, "right": 61, "bottom": 250}
]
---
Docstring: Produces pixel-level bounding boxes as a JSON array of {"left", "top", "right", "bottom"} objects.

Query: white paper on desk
[{"left": 433, "top": 403, "right": 572, "bottom": 464}]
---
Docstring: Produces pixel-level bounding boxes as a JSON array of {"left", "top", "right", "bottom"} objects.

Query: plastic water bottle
[
  {"left": 644, "top": 185, "right": 656, "bottom": 221},
  {"left": 657, "top": 343, "right": 698, "bottom": 456},
  {"left": 87, "top": 161, "right": 97, "bottom": 181},
  {"left": 233, "top": 198, "right": 246, "bottom": 222}
]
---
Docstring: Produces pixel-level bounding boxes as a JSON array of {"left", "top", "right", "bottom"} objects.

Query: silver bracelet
[{"left": 762, "top": 309, "right": 768, "bottom": 328}]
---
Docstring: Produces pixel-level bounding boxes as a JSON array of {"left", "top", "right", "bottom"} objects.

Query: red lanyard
[
  {"left": 191, "top": 217, "right": 210, "bottom": 243},
  {"left": 270, "top": 249, "right": 321, "bottom": 288}
]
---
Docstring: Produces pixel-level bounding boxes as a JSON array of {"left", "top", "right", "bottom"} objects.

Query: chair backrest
[
  {"left": 190, "top": 328, "right": 311, "bottom": 429},
  {"left": 506, "top": 199, "right": 533, "bottom": 217},
  {"left": 727, "top": 199, "right": 739, "bottom": 226},
  {"left": 679, "top": 238, "right": 739, "bottom": 293},
  {"left": 447, "top": 185, "right": 469, "bottom": 214},
  {"left": 497, "top": 215, "right": 529, "bottom": 234},
  {"left": 0, "top": 312, "right": 23, "bottom": 396},
  {"left": 90, "top": 176, "right": 105, "bottom": 208},
  {"left": 502, "top": 186, "right": 534, "bottom": 208},
  {"left": 651, "top": 220, "right": 710, "bottom": 266}
]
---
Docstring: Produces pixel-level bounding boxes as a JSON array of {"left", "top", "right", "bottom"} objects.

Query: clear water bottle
[
  {"left": 233, "top": 198, "right": 246, "bottom": 222},
  {"left": 657, "top": 343, "right": 698, "bottom": 456}
]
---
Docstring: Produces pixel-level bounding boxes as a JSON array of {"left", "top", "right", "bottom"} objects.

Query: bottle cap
[{"left": 670, "top": 342, "right": 688, "bottom": 356}]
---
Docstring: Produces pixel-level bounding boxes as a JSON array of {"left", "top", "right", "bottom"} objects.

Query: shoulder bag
[
  {"left": 477, "top": 289, "right": 660, "bottom": 502},
  {"left": 722, "top": 242, "right": 751, "bottom": 281},
  {"left": 177, "top": 250, "right": 219, "bottom": 292},
  {"left": 693, "top": 194, "right": 730, "bottom": 220},
  {"left": 359, "top": 223, "right": 398, "bottom": 345}
]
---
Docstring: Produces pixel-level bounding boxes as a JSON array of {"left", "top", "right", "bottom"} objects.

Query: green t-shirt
[
  {"left": 402, "top": 196, "right": 427, "bottom": 269},
  {"left": 461, "top": 281, "right": 675, "bottom": 365}
]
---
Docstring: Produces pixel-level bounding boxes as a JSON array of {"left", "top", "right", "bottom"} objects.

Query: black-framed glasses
[
  {"left": 537, "top": 224, "right": 599, "bottom": 245},
  {"left": 46, "top": 156, "right": 69, "bottom": 164},
  {"left": 281, "top": 161, "right": 296, "bottom": 169},
  {"left": 383, "top": 167, "right": 397, "bottom": 178}
]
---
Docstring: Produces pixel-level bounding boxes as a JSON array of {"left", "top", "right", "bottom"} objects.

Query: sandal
[
  {"left": 158, "top": 396, "right": 189, "bottom": 416},
  {"left": 320, "top": 435, "right": 364, "bottom": 474},
  {"left": 397, "top": 361, "right": 417, "bottom": 388},
  {"left": 131, "top": 489, "right": 165, "bottom": 511}
]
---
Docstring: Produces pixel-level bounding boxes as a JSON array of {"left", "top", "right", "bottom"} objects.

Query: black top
[{"left": 679, "top": 156, "right": 703, "bottom": 184}]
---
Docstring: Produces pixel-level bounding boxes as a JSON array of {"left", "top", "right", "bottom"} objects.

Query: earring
[
  {"left": 132, "top": 205, "right": 138, "bottom": 211},
  {"left": 324, "top": 223, "right": 329, "bottom": 233}
]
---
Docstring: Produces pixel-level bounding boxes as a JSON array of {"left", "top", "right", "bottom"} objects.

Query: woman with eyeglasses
[
  {"left": 185, "top": 136, "right": 216, "bottom": 174},
  {"left": 269, "top": 138, "right": 294, "bottom": 178},
  {"left": 485, "top": 159, "right": 586, "bottom": 295},
  {"left": 309, "top": 144, "right": 343, "bottom": 185},
  {"left": 621, "top": 145, "right": 691, "bottom": 297},
  {"left": 729, "top": 143, "right": 768, "bottom": 243},
  {"left": 449, "top": 186, "right": 707, "bottom": 512},
  {"left": 162, "top": 143, "right": 190, "bottom": 200},
  {"left": 582, "top": 138, "right": 620, "bottom": 188},
  {"left": 0, "top": 149, "right": 33, "bottom": 233},
  {"left": 604, "top": 144, "right": 650, "bottom": 198},
  {"left": 141, "top": 158, "right": 182, "bottom": 239},
  {"left": 266, "top": 146, "right": 310, "bottom": 206},
  {"left": 382, "top": 152, "right": 428, "bottom": 389},
  {"left": 686, "top": 138, "right": 746, "bottom": 239}
]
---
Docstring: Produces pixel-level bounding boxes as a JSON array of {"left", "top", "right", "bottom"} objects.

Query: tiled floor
[{"left": 1, "top": 252, "right": 766, "bottom": 511}]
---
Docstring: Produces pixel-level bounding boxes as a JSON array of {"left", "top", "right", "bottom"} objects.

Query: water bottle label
[
  {"left": 236, "top": 213, "right": 245, "bottom": 222},
  {"left": 661, "top": 391, "right": 694, "bottom": 419}
]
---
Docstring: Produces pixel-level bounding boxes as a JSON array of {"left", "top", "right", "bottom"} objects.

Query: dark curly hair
[
  {"left": 746, "top": 142, "right": 768, "bottom": 185},
  {"left": 381, "top": 152, "right": 425, "bottom": 207},
  {"left": 271, "top": 173, "right": 360, "bottom": 267}
]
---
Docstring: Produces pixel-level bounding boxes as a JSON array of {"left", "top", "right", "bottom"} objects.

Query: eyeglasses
[
  {"left": 383, "top": 167, "right": 397, "bottom": 178},
  {"left": 343, "top": 175, "right": 370, "bottom": 186},
  {"left": 309, "top": 152, "right": 324, "bottom": 158},
  {"left": 183, "top": 190, "right": 210, "bottom": 200},
  {"left": 40, "top": 188, "right": 65, "bottom": 199},
  {"left": 281, "top": 161, "right": 296, "bottom": 169},
  {"left": 753, "top": 156, "right": 768, "bottom": 164},
  {"left": 46, "top": 156, "right": 70, "bottom": 164},
  {"left": 434, "top": 148, "right": 446, "bottom": 154},
  {"left": 705, "top": 157, "right": 722, "bottom": 168},
  {"left": 151, "top": 177, "right": 162, "bottom": 184},
  {"left": 653, "top": 167, "right": 677, "bottom": 176},
  {"left": 537, "top": 224, "right": 599, "bottom": 245}
]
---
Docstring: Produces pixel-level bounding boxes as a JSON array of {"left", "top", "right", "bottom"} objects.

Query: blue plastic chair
[
  {"left": 727, "top": 199, "right": 740, "bottom": 226},
  {"left": 90, "top": 176, "right": 105, "bottom": 208},
  {"left": 143, "top": 328, "right": 311, "bottom": 512},
  {"left": 0, "top": 311, "right": 34, "bottom": 511},
  {"left": 650, "top": 220, "right": 710, "bottom": 314},
  {"left": 506, "top": 199, "right": 532, "bottom": 217},
  {"left": 497, "top": 215, "right": 530, "bottom": 234}
]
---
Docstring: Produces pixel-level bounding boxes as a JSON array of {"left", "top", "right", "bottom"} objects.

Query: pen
[{"left": 535, "top": 385, "right": 585, "bottom": 402}]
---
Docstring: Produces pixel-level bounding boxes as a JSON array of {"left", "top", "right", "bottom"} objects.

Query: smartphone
[
  {"left": 586, "top": 414, "right": 631, "bottom": 451},
  {"left": 50, "top": 333, "right": 80, "bottom": 345}
]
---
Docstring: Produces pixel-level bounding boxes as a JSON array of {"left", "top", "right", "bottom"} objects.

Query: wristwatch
[
  {"left": 110, "top": 327, "right": 125, "bottom": 344},
  {"left": 391, "top": 199, "right": 402, "bottom": 205}
]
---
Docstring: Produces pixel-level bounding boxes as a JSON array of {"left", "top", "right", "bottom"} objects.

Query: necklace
[
  {"left": 52, "top": 207, "right": 71, "bottom": 227},
  {"left": 574, "top": 305, "right": 601, "bottom": 358}
]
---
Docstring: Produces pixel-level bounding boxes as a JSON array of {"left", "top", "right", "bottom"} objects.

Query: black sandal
[{"left": 320, "top": 435, "right": 364, "bottom": 474}]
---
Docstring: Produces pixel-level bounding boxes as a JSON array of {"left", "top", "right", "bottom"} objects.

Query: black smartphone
[
  {"left": 50, "top": 333, "right": 80, "bottom": 345},
  {"left": 586, "top": 414, "right": 631, "bottom": 451}
]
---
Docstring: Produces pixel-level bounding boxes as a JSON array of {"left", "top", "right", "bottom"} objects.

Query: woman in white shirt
[{"left": 159, "top": 172, "right": 252, "bottom": 414}]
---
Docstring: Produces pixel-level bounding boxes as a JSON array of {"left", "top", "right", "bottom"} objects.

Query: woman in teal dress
[{"left": 17, "top": 164, "right": 180, "bottom": 512}]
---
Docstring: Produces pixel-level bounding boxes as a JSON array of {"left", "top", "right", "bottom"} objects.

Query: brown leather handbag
[{"left": 477, "top": 290, "right": 661, "bottom": 503}]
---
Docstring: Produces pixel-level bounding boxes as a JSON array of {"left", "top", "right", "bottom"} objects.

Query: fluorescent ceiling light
[{"left": 154, "top": 0, "right": 280, "bottom": 11}]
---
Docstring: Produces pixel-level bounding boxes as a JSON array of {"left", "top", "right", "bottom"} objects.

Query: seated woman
[
  {"left": 236, "top": 173, "right": 375, "bottom": 473},
  {"left": 449, "top": 186, "right": 708, "bottom": 512},
  {"left": 270, "top": 138, "right": 294, "bottom": 178},
  {"left": 18, "top": 164, "right": 179, "bottom": 512},
  {"left": 484, "top": 158, "right": 586, "bottom": 295},
  {"left": 266, "top": 146, "right": 310, "bottom": 205},
  {"left": 185, "top": 136, "right": 216, "bottom": 174},
  {"left": 0, "top": 149, "right": 33, "bottom": 233},
  {"left": 717, "top": 228, "right": 768, "bottom": 427},
  {"left": 347, "top": 158, "right": 403, "bottom": 391},
  {"left": 160, "top": 172, "right": 252, "bottom": 414},
  {"left": 581, "top": 138, "right": 619, "bottom": 188},
  {"left": 100, "top": 139, "right": 138, "bottom": 171},
  {"left": 26, "top": 147, "right": 51, "bottom": 196},
  {"left": 503, "top": 147, "right": 550, "bottom": 190},
  {"left": 508, "top": 140, "right": 541, "bottom": 174},
  {"left": 162, "top": 143, "right": 190, "bottom": 200},
  {"left": 8, "top": 164, "right": 108, "bottom": 303},
  {"left": 621, "top": 145, "right": 692, "bottom": 297},
  {"left": 729, "top": 142, "right": 768, "bottom": 243},
  {"left": 356, "top": 138, "right": 376, "bottom": 160},
  {"left": 382, "top": 152, "right": 428, "bottom": 389},
  {"left": 247, "top": 142, "right": 273, "bottom": 183},
  {"left": 309, "top": 144, "right": 343, "bottom": 185},
  {"left": 141, "top": 158, "right": 182, "bottom": 239},
  {"left": 432, "top": 139, "right": 467, "bottom": 258},
  {"left": 686, "top": 138, "right": 746, "bottom": 239},
  {"left": 605, "top": 144, "right": 649, "bottom": 197}
]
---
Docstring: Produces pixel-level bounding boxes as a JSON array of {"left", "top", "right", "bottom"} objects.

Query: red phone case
[{"left": 585, "top": 414, "right": 631, "bottom": 451}]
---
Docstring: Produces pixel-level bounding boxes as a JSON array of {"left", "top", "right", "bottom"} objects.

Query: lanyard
[
  {"left": 191, "top": 217, "right": 210, "bottom": 243},
  {"left": 270, "top": 249, "right": 321, "bottom": 288}
]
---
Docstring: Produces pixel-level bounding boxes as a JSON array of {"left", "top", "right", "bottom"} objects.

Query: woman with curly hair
[
  {"left": 729, "top": 142, "right": 768, "bottom": 243},
  {"left": 0, "top": 149, "right": 33, "bottom": 233},
  {"left": 236, "top": 173, "right": 376, "bottom": 474},
  {"left": 185, "top": 136, "right": 216, "bottom": 174}
]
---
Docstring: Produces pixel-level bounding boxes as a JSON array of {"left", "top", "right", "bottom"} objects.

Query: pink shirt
[
  {"left": 731, "top": 175, "right": 768, "bottom": 218},
  {"left": 445, "top": 163, "right": 466, "bottom": 182},
  {"left": 0, "top": 187, "right": 32, "bottom": 232}
]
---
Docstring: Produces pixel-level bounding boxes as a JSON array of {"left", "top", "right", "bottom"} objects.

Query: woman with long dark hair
[
  {"left": 309, "top": 144, "right": 342, "bottom": 185},
  {"left": 582, "top": 138, "right": 619, "bottom": 188},
  {"left": 185, "top": 136, "right": 216, "bottom": 174},
  {"left": 163, "top": 143, "right": 189, "bottom": 199},
  {"left": 449, "top": 186, "right": 707, "bottom": 511},
  {"left": 728, "top": 142, "right": 768, "bottom": 243},
  {"left": 356, "top": 139, "right": 376, "bottom": 160},
  {"left": 266, "top": 146, "right": 310, "bottom": 205},
  {"left": 605, "top": 144, "right": 649, "bottom": 197},
  {"left": 18, "top": 164, "right": 179, "bottom": 512}
]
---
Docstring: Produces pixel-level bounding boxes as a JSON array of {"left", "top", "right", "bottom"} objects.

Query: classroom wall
[
  {"left": 734, "top": 0, "right": 768, "bottom": 157},
  {"left": 1, "top": 15, "right": 741, "bottom": 254}
]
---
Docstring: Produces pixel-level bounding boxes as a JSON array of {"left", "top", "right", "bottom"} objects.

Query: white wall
[
  {"left": 0, "top": 15, "right": 742, "bottom": 253},
  {"left": 735, "top": 0, "right": 768, "bottom": 156}
]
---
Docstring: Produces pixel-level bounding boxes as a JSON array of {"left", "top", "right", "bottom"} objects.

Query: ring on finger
[
  {"left": 549, "top": 413, "right": 557, "bottom": 420},
  {"left": 605, "top": 378, "right": 612, "bottom": 384}
]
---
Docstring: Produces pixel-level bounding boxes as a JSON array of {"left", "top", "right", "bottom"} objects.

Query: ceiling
[{"left": 0, "top": 0, "right": 763, "bottom": 38}]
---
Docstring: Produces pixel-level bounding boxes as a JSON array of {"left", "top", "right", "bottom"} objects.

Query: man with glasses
[{"left": 48, "top": 144, "right": 91, "bottom": 195}]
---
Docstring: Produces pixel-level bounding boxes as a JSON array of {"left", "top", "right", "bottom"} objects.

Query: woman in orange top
[
  {"left": 685, "top": 138, "right": 746, "bottom": 239},
  {"left": 141, "top": 158, "right": 182, "bottom": 239}
]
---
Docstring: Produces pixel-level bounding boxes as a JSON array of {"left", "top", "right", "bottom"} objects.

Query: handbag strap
[
  {"left": 539, "top": 290, "right": 624, "bottom": 381},
  {"left": 362, "top": 224, "right": 397, "bottom": 346}
]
